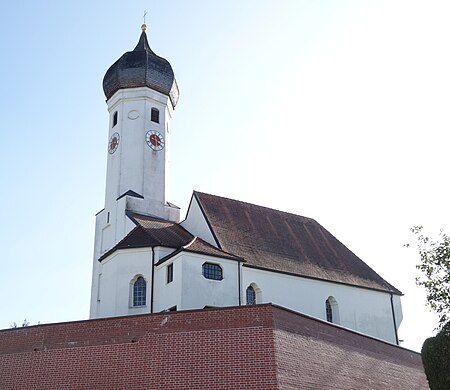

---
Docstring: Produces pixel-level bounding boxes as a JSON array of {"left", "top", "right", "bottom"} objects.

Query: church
[
  {"left": 0, "top": 23, "right": 429, "bottom": 390},
  {"left": 89, "top": 23, "right": 402, "bottom": 345}
]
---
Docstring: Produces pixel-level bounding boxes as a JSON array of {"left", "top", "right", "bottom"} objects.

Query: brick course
[{"left": 0, "top": 305, "right": 428, "bottom": 389}]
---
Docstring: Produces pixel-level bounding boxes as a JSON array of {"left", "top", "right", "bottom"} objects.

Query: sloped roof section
[
  {"left": 156, "top": 236, "right": 243, "bottom": 266},
  {"left": 99, "top": 212, "right": 241, "bottom": 262},
  {"left": 194, "top": 191, "right": 401, "bottom": 294},
  {"left": 98, "top": 213, "right": 192, "bottom": 261},
  {"left": 184, "top": 237, "right": 242, "bottom": 260},
  {"left": 128, "top": 213, "right": 193, "bottom": 247}
]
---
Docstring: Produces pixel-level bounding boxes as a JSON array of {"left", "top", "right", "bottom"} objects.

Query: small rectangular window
[
  {"left": 167, "top": 263, "right": 173, "bottom": 283},
  {"left": 113, "top": 111, "right": 118, "bottom": 127},
  {"left": 151, "top": 108, "right": 159, "bottom": 123}
]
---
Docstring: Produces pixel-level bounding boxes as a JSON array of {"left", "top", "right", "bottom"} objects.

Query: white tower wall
[{"left": 90, "top": 87, "right": 179, "bottom": 318}]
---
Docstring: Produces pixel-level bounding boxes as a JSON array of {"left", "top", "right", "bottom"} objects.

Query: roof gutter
[
  {"left": 390, "top": 293, "right": 399, "bottom": 345},
  {"left": 150, "top": 247, "right": 155, "bottom": 314},
  {"left": 238, "top": 260, "right": 242, "bottom": 306}
]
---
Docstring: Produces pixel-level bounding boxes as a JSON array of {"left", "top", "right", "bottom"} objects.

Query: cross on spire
[{"left": 141, "top": 11, "right": 148, "bottom": 33}]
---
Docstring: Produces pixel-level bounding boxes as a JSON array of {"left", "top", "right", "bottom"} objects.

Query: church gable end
[{"left": 181, "top": 191, "right": 221, "bottom": 248}]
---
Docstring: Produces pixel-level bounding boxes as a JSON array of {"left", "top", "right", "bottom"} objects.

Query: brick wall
[
  {"left": 0, "top": 306, "right": 278, "bottom": 390},
  {"left": 0, "top": 304, "right": 428, "bottom": 389},
  {"left": 272, "top": 306, "right": 429, "bottom": 390}
]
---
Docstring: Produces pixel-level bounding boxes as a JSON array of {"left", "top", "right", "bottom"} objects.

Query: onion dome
[{"left": 103, "top": 24, "right": 179, "bottom": 107}]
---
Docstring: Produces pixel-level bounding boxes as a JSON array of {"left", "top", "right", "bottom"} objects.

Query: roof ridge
[
  {"left": 191, "top": 236, "right": 242, "bottom": 259},
  {"left": 182, "top": 236, "right": 197, "bottom": 250}
]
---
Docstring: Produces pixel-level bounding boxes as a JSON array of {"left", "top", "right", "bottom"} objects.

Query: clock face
[
  {"left": 146, "top": 130, "right": 165, "bottom": 151},
  {"left": 109, "top": 132, "right": 120, "bottom": 154}
]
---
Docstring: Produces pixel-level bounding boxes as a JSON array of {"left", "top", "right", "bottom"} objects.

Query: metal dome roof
[{"left": 102, "top": 25, "right": 179, "bottom": 107}]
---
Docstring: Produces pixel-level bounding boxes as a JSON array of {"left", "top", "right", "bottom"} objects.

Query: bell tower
[
  {"left": 90, "top": 25, "right": 180, "bottom": 317},
  {"left": 102, "top": 23, "right": 179, "bottom": 225}
]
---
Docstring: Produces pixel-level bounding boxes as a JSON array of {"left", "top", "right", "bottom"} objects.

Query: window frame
[
  {"left": 151, "top": 107, "right": 160, "bottom": 123},
  {"left": 202, "top": 262, "right": 223, "bottom": 281},
  {"left": 325, "top": 296, "right": 339, "bottom": 324},
  {"left": 246, "top": 285, "right": 256, "bottom": 305},
  {"left": 132, "top": 276, "right": 147, "bottom": 307},
  {"left": 167, "top": 263, "right": 173, "bottom": 284},
  {"left": 326, "top": 299, "right": 333, "bottom": 322},
  {"left": 112, "top": 111, "right": 118, "bottom": 127}
]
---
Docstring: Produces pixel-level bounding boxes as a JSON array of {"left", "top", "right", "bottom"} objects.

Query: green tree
[
  {"left": 421, "top": 322, "right": 450, "bottom": 390},
  {"left": 406, "top": 226, "right": 450, "bottom": 330},
  {"left": 407, "top": 226, "right": 450, "bottom": 389}
]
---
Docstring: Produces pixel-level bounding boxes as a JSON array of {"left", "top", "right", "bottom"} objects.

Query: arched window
[
  {"left": 151, "top": 108, "right": 159, "bottom": 123},
  {"left": 112, "top": 111, "right": 118, "bottom": 127},
  {"left": 325, "top": 296, "right": 339, "bottom": 324},
  {"left": 246, "top": 285, "right": 256, "bottom": 305},
  {"left": 133, "top": 276, "right": 146, "bottom": 307},
  {"left": 325, "top": 299, "right": 333, "bottom": 322}
]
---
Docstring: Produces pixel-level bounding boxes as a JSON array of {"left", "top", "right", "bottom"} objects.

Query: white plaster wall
[
  {"left": 154, "top": 247, "right": 177, "bottom": 262},
  {"left": 392, "top": 294, "right": 403, "bottom": 330},
  {"left": 89, "top": 209, "right": 105, "bottom": 318},
  {"left": 154, "top": 258, "right": 182, "bottom": 312},
  {"left": 181, "top": 196, "right": 217, "bottom": 246},
  {"left": 242, "top": 266, "right": 402, "bottom": 344},
  {"left": 93, "top": 248, "right": 153, "bottom": 318},
  {"left": 93, "top": 197, "right": 135, "bottom": 257},
  {"left": 105, "top": 88, "right": 172, "bottom": 208},
  {"left": 90, "top": 201, "right": 140, "bottom": 318},
  {"left": 180, "top": 253, "right": 240, "bottom": 310},
  {"left": 103, "top": 87, "right": 177, "bottom": 225},
  {"left": 90, "top": 86, "right": 178, "bottom": 318},
  {"left": 164, "top": 105, "right": 173, "bottom": 202}
]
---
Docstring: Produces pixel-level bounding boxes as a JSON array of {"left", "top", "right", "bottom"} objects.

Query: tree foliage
[
  {"left": 406, "top": 226, "right": 450, "bottom": 330},
  {"left": 421, "top": 322, "right": 450, "bottom": 390}
]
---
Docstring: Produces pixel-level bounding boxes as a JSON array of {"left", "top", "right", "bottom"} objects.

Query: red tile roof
[
  {"left": 193, "top": 191, "right": 401, "bottom": 294},
  {"left": 155, "top": 236, "right": 243, "bottom": 266},
  {"left": 99, "top": 212, "right": 242, "bottom": 263}
]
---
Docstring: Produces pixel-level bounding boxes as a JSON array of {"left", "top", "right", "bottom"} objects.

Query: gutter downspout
[
  {"left": 151, "top": 247, "right": 155, "bottom": 314},
  {"left": 390, "top": 293, "right": 399, "bottom": 345},
  {"left": 237, "top": 261, "right": 242, "bottom": 306}
]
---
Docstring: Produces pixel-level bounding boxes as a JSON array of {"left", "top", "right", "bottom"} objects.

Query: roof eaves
[
  {"left": 243, "top": 263, "right": 403, "bottom": 295},
  {"left": 155, "top": 247, "right": 184, "bottom": 266},
  {"left": 125, "top": 210, "right": 169, "bottom": 224},
  {"left": 98, "top": 226, "right": 142, "bottom": 262},
  {"left": 117, "top": 189, "right": 144, "bottom": 201},
  {"left": 98, "top": 222, "right": 166, "bottom": 262},
  {"left": 155, "top": 236, "right": 245, "bottom": 267},
  {"left": 183, "top": 248, "right": 245, "bottom": 262},
  {"left": 166, "top": 201, "right": 180, "bottom": 209}
]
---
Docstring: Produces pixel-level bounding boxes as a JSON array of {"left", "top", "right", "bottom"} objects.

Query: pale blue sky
[{"left": 1, "top": 1, "right": 449, "bottom": 352}]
